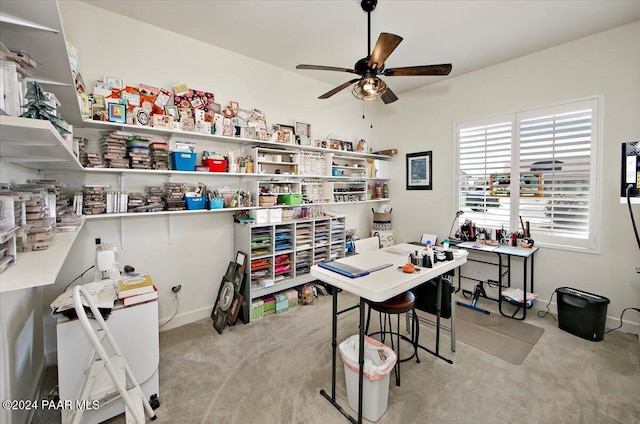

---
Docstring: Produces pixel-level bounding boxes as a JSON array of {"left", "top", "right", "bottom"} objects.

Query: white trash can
[{"left": 339, "top": 334, "right": 397, "bottom": 422}]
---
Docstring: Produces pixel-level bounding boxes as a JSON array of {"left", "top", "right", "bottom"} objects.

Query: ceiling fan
[{"left": 296, "top": 0, "right": 452, "bottom": 104}]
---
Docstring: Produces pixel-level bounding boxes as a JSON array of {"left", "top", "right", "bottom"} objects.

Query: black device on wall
[
  {"left": 621, "top": 141, "right": 640, "bottom": 251},
  {"left": 621, "top": 141, "right": 640, "bottom": 203}
]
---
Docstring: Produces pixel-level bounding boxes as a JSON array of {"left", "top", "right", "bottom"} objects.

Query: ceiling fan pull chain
[{"left": 362, "top": 101, "right": 365, "bottom": 120}]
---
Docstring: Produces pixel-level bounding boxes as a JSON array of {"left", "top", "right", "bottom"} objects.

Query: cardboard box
[
  {"left": 269, "top": 208, "right": 282, "bottom": 223},
  {"left": 250, "top": 209, "right": 269, "bottom": 224}
]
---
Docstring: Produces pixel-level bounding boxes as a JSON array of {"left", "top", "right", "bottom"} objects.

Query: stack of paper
[{"left": 502, "top": 288, "right": 537, "bottom": 307}]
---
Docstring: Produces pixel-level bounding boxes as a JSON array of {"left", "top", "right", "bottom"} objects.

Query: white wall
[
  {"left": 376, "top": 21, "right": 640, "bottom": 332},
  {"left": 0, "top": 164, "right": 45, "bottom": 424}
]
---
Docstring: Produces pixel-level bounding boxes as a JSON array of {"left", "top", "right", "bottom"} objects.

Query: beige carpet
[
  {"left": 454, "top": 306, "right": 545, "bottom": 365},
  {"left": 33, "top": 291, "right": 639, "bottom": 424}
]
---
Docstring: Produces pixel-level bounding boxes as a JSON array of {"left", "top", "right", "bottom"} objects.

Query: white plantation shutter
[
  {"left": 517, "top": 100, "right": 597, "bottom": 249},
  {"left": 457, "top": 118, "right": 512, "bottom": 230},
  {"left": 456, "top": 98, "right": 600, "bottom": 251}
]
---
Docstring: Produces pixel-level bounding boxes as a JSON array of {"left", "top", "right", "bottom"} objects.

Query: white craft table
[{"left": 311, "top": 243, "right": 467, "bottom": 424}]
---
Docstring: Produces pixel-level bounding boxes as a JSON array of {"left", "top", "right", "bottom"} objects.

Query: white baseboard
[
  {"left": 159, "top": 305, "right": 212, "bottom": 332},
  {"left": 534, "top": 299, "right": 639, "bottom": 335}
]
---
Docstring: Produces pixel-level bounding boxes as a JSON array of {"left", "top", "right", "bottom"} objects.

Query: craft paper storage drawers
[
  {"left": 251, "top": 299, "right": 264, "bottom": 321},
  {"left": 262, "top": 295, "right": 276, "bottom": 316},
  {"left": 274, "top": 293, "right": 288, "bottom": 314}
]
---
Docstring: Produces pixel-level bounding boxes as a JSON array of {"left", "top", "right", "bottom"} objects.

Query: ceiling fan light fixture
[{"left": 352, "top": 77, "right": 387, "bottom": 101}]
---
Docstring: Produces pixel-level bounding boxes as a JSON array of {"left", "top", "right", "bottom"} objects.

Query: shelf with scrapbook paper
[{"left": 234, "top": 215, "right": 346, "bottom": 320}]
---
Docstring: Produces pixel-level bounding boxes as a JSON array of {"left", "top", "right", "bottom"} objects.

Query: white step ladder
[{"left": 67, "top": 285, "right": 157, "bottom": 424}]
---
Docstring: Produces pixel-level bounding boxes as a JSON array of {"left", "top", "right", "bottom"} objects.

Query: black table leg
[
  {"left": 320, "top": 289, "right": 359, "bottom": 423},
  {"left": 415, "top": 276, "right": 453, "bottom": 364},
  {"left": 357, "top": 297, "right": 365, "bottom": 424}
]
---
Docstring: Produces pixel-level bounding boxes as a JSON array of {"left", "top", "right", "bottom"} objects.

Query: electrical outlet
[{"left": 171, "top": 284, "right": 182, "bottom": 301}]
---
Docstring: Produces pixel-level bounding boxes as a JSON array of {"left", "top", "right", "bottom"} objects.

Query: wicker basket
[
  {"left": 259, "top": 195, "right": 277, "bottom": 207},
  {"left": 372, "top": 211, "right": 392, "bottom": 230},
  {"left": 282, "top": 209, "right": 295, "bottom": 220}
]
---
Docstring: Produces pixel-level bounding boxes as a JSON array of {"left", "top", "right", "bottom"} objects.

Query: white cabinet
[
  {"left": 234, "top": 215, "right": 346, "bottom": 319},
  {"left": 57, "top": 300, "right": 159, "bottom": 424}
]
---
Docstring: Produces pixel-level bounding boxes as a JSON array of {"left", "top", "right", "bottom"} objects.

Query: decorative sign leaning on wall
[{"left": 406, "top": 151, "right": 433, "bottom": 190}]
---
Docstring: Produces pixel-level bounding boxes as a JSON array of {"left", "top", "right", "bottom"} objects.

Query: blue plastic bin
[
  {"left": 171, "top": 151, "right": 197, "bottom": 171},
  {"left": 209, "top": 198, "right": 224, "bottom": 209},
  {"left": 184, "top": 196, "right": 206, "bottom": 210}
]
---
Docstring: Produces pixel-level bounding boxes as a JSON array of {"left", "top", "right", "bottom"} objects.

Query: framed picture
[
  {"left": 232, "top": 271, "right": 244, "bottom": 292},
  {"left": 212, "top": 305, "right": 227, "bottom": 334},
  {"left": 226, "top": 292, "right": 243, "bottom": 325},
  {"left": 329, "top": 139, "right": 341, "bottom": 150},
  {"left": 235, "top": 250, "right": 247, "bottom": 275},
  {"left": 229, "top": 100, "right": 239, "bottom": 111},
  {"left": 295, "top": 122, "right": 311, "bottom": 145},
  {"left": 278, "top": 124, "right": 295, "bottom": 144},
  {"left": 406, "top": 151, "right": 432, "bottom": 190},
  {"left": 224, "top": 261, "right": 237, "bottom": 282},
  {"left": 108, "top": 103, "right": 126, "bottom": 123},
  {"left": 341, "top": 141, "right": 353, "bottom": 152}
]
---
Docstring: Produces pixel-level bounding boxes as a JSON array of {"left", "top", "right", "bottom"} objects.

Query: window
[{"left": 455, "top": 98, "right": 600, "bottom": 251}]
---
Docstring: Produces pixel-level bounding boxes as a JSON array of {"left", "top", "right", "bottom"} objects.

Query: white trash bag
[{"left": 339, "top": 334, "right": 397, "bottom": 380}]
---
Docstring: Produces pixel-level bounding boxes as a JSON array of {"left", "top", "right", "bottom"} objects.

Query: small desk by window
[{"left": 453, "top": 241, "right": 538, "bottom": 320}]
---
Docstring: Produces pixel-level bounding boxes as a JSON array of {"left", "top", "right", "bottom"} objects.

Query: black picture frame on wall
[{"left": 406, "top": 151, "right": 432, "bottom": 190}]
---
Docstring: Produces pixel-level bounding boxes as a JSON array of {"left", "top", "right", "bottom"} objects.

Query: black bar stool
[{"left": 364, "top": 291, "right": 420, "bottom": 386}]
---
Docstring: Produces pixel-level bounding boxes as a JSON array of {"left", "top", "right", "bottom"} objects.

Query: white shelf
[
  {"left": 0, "top": 219, "right": 85, "bottom": 293},
  {"left": 0, "top": 1, "right": 83, "bottom": 126},
  {"left": 83, "top": 167, "right": 355, "bottom": 181},
  {"left": 80, "top": 119, "right": 392, "bottom": 160},
  {"left": 0, "top": 115, "right": 83, "bottom": 171},
  {"left": 82, "top": 198, "right": 390, "bottom": 220}
]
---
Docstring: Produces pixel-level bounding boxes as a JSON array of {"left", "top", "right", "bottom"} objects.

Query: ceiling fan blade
[
  {"left": 318, "top": 78, "right": 361, "bottom": 99},
  {"left": 296, "top": 64, "right": 357, "bottom": 74},
  {"left": 368, "top": 33, "right": 403, "bottom": 70},
  {"left": 383, "top": 64, "right": 453, "bottom": 77},
  {"left": 380, "top": 87, "right": 398, "bottom": 104}
]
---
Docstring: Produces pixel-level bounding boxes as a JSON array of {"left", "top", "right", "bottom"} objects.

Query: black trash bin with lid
[{"left": 556, "top": 287, "right": 610, "bottom": 341}]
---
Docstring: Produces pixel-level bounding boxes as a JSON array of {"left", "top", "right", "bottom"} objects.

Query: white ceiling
[{"left": 80, "top": 0, "right": 640, "bottom": 98}]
